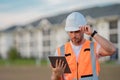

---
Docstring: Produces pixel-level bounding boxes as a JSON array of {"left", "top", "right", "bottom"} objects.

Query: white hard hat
[{"left": 65, "top": 12, "right": 87, "bottom": 31}]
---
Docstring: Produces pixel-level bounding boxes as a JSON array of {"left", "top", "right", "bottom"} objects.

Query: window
[
  {"left": 43, "top": 51, "right": 50, "bottom": 59},
  {"left": 42, "top": 29, "right": 51, "bottom": 47},
  {"left": 109, "top": 20, "right": 117, "bottom": 29},
  {"left": 43, "top": 40, "right": 50, "bottom": 46},
  {"left": 43, "top": 29, "right": 51, "bottom": 35},
  {"left": 110, "top": 34, "right": 118, "bottom": 43},
  {"left": 30, "top": 31, "right": 34, "bottom": 37},
  {"left": 42, "top": 28, "right": 51, "bottom": 59}
]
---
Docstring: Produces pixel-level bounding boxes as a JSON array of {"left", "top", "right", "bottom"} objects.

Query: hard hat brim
[{"left": 65, "top": 26, "right": 80, "bottom": 31}]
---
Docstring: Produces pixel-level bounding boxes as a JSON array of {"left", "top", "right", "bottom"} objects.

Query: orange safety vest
[{"left": 57, "top": 40, "right": 100, "bottom": 80}]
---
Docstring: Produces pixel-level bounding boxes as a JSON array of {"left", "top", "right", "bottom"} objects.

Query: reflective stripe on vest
[
  {"left": 60, "top": 45, "right": 65, "bottom": 56},
  {"left": 90, "top": 42, "right": 98, "bottom": 80}
]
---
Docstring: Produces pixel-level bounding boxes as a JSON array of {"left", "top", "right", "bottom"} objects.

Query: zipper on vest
[{"left": 77, "top": 62, "right": 79, "bottom": 80}]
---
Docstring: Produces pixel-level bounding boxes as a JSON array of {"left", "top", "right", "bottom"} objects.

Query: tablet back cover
[{"left": 48, "top": 56, "right": 71, "bottom": 73}]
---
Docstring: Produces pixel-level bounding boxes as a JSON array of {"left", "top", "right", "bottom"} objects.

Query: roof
[
  {"left": 2, "top": 4, "right": 120, "bottom": 32},
  {"left": 1, "top": 25, "right": 17, "bottom": 33},
  {"left": 79, "top": 4, "right": 120, "bottom": 18},
  {"left": 46, "top": 4, "right": 120, "bottom": 25}
]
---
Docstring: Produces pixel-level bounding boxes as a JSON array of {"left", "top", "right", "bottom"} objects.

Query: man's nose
[{"left": 72, "top": 32, "right": 77, "bottom": 37}]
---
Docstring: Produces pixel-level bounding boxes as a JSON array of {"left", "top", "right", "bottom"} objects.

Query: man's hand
[
  {"left": 79, "top": 25, "right": 93, "bottom": 36},
  {"left": 79, "top": 25, "right": 116, "bottom": 56},
  {"left": 51, "top": 59, "right": 66, "bottom": 80}
]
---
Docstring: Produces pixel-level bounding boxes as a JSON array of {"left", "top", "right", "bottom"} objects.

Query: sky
[{"left": 0, "top": 0, "right": 120, "bottom": 30}]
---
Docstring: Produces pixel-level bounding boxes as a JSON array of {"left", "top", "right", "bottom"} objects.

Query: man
[{"left": 51, "top": 12, "right": 116, "bottom": 80}]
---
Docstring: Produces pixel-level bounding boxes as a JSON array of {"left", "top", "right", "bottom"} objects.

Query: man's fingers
[
  {"left": 79, "top": 25, "right": 86, "bottom": 32},
  {"left": 85, "top": 26, "right": 88, "bottom": 31},
  {"left": 55, "top": 59, "right": 58, "bottom": 67},
  {"left": 58, "top": 59, "right": 62, "bottom": 67},
  {"left": 55, "top": 59, "right": 66, "bottom": 71},
  {"left": 56, "top": 59, "right": 62, "bottom": 67},
  {"left": 50, "top": 64, "right": 53, "bottom": 68},
  {"left": 61, "top": 61, "right": 65, "bottom": 68},
  {"left": 63, "top": 64, "right": 66, "bottom": 71}
]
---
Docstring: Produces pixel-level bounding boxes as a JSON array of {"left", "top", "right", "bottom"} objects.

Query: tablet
[{"left": 48, "top": 56, "right": 71, "bottom": 73}]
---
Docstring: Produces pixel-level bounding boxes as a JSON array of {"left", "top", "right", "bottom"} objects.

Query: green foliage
[
  {"left": 7, "top": 47, "right": 20, "bottom": 60},
  {"left": 40, "top": 58, "right": 48, "bottom": 65}
]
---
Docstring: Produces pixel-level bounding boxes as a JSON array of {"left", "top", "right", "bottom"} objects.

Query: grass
[
  {"left": 0, "top": 58, "right": 119, "bottom": 66},
  {"left": 0, "top": 58, "right": 48, "bottom": 66},
  {"left": 100, "top": 60, "right": 120, "bottom": 67}
]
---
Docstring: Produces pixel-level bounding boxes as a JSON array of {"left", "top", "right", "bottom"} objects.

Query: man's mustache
[{"left": 72, "top": 37, "right": 78, "bottom": 40}]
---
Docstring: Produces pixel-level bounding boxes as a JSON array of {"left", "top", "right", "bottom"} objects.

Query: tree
[{"left": 7, "top": 47, "right": 20, "bottom": 60}]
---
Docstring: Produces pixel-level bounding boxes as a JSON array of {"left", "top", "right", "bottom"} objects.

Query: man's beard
[{"left": 71, "top": 35, "right": 83, "bottom": 45}]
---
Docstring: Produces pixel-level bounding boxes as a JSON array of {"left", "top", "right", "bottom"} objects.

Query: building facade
[{"left": 0, "top": 4, "right": 120, "bottom": 61}]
